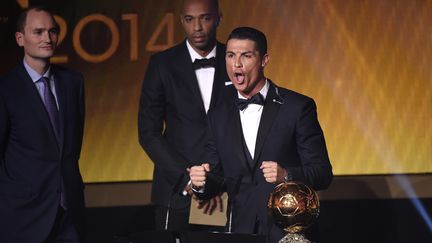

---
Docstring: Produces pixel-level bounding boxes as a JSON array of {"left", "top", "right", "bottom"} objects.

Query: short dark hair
[
  {"left": 182, "top": 0, "right": 219, "bottom": 14},
  {"left": 16, "top": 6, "right": 57, "bottom": 33},
  {"left": 227, "top": 27, "right": 267, "bottom": 55}
]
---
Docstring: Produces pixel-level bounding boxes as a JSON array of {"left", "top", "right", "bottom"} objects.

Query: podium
[
  {"left": 113, "top": 231, "right": 178, "bottom": 243},
  {"left": 115, "top": 231, "right": 266, "bottom": 243},
  {"left": 180, "top": 231, "right": 266, "bottom": 243}
]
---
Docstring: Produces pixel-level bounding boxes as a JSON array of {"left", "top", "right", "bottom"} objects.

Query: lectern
[
  {"left": 115, "top": 231, "right": 266, "bottom": 243},
  {"left": 114, "top": 230, "right": 178, "bottom": 243},
  {"left": 180, "top": 231, "right": 266, "bottom": 243}
]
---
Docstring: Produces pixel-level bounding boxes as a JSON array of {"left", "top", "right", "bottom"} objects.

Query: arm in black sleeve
[
  {"left": 289, "top": 98, "right": 333, "bottom": 190},
  {"left": 194, "top": 113, "right": 226, "bottom": 200},
  {"left": 138, "top": 56, "right": 189, "bottom": 187},
  {"left": 0, "top": 93, "right": 7, "bottom": 162},
  {"left": 77, "top": 73, "right": 85, "bottom": 153}
]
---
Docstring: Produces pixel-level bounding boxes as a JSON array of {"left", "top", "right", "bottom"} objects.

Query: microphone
[
  {"left": 227, "top": 174, "right": 243, "bottom": 233},
  {"left": 165, "top": 173, "right": 185, "bottom": 231}
]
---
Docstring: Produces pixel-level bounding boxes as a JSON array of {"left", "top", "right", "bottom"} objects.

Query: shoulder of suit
[
  {"left": 51, "top": 64, "right": 83, "bottom": 79},
  {"left": 151, "top": 41, "right": 226, "bottom": 60},
  {"left": 216, "top": 41, "right": 226, "bottom": 51},
  {"left": 207, "top": 85, "right": 236, "bottom": 113},
  {"left": 0, "top": 64, "right": 25, "bottom": 88},
  {"left": 49, "top": 65, "right": 85, "bottom": 91},
  {"left": 149, "top": 41, "right": 186, "bottom": 62},
  {"left": 51, "top": 64, "right": 80, "bottom": 74},
  {"left": 275, "top": 85, "right": 312, "bottom": 101}
]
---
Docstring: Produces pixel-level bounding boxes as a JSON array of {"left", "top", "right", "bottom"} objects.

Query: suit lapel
[
  {"left": 16, "top": 64, "right": 62, "bottom": 152},
  {"left": 17, "top": 65, "right": 45, "bottom": 111},
  {"left": 253, "top": 81, "right": 282, "bottom": 166},
  {"left": 222, "top": 87, "right": 251, "bottom": 172},
  {"left": 17, "top": 64, "right": 57, "bottom": 136},
  {"left": 178, "top": 41, "right": 207, "bottom": 116},
  {"left": 52, "top": 66, "right": 65, "bottom": 153},
  {"left": 209, "top": 42, "right": 227, "bottom": 110}
]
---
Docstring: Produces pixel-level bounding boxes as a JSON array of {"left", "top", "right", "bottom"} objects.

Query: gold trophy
[{"left": 267, "top": 181, "right": 320, "bottom": 243}]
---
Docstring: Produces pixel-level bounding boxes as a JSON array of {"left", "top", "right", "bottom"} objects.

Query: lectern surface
[
  {"left": 115, "top": 230, "right": 178, "bottom": 243},
  {"left": 180, "top": 231, "right": 266, "bottom": 243},
  {"left": 115, "top": 230, "right": 266, "bottom": 243}
]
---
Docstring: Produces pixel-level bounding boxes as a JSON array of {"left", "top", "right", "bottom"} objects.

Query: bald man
[{"left": 138, "top": 0, "right": 229, "bottom": 231}]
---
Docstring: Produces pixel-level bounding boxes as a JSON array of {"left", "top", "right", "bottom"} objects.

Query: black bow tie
[
  {"left": 236, "top": 93, "right": 265, "bottom": 111},
  {"left": 192, "top": 57, "right": 216, "bottom": 69}
]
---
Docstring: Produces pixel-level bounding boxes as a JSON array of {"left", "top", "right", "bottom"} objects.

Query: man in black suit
[
  {"left": 138, "top": 0, "right": 229, "bottom": 231},
  {"left": 189, "top": 27, "right": 333, "bottom": 242},
  {"left": 0, "top": 6, "right": 85, "bottom": 243}
]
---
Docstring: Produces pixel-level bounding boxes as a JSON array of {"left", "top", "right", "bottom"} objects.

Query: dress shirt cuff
[
  {"left": 185, "top": 180, "right": 205, "bottom": 194},
  {"left": 182, "top": 180, "right": 206, "bottom": 195}
]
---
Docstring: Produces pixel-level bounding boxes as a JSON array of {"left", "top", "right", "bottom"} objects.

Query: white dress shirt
[
  {"left": 186, "top": 40, "right": 216, "bottom": 113},
  {"left": 239, "top": 80, "right": 270, "bottom": 159},
  {"left": 191, "top": 81, "right": 270, "bottom": 194}
]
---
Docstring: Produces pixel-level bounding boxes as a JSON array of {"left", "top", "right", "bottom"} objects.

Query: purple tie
[
  {"left": 40, "top": 77, "right": 60, "bottom": 142},
  {"left": 40, "top": 77, "right": 68, "bottom": 209}
]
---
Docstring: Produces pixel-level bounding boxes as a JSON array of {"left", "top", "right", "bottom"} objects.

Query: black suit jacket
[
  {"left": 200, "top": 81, "right": 332, "bottom": 242},
  {"left": 0, "top": 63, "right": 85, "bottom": 243},
  {"left": 138, "top": 41, "right": 229, "bottom": 209}
]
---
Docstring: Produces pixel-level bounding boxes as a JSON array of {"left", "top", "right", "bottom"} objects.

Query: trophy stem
[{"left": 278, "top": 233, "right": 311, "bottom": 243}]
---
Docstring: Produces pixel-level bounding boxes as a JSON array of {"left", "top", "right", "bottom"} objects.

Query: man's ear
[
  {"left": 261, "top": 53, "right": 269, "bottom": 67},
  {"left": 217, "top": 12, "right": 223, "bottom": 27},
  {"left": 15, "top": 32, "right": 24, "bottom": 47}
]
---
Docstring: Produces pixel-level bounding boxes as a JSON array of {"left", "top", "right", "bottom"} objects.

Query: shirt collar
[
  {"left": 23, "top": 59, "right": 51, "bottom": 83},
  {"left": 186, "top": 40, "right": 217, "bottom": 62},
  {"left": 238, "top": 79, "right": 270, "bottom": 100}
]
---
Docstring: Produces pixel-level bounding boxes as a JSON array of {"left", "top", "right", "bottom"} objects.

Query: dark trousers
[
  {"left": 45, "top": 207, "right": 81, "bottom": 243},
  {"left": 155, "top": 205, "right": 190, "bottom": 232}
]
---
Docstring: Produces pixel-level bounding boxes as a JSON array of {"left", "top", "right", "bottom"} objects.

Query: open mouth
[{"left": 233, "top": 71, "right": 245, "bottom": 83}]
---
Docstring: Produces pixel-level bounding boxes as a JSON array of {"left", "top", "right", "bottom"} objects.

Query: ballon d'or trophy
[{"left": 267, "top": 181, "right": 320, "bottom": 243}]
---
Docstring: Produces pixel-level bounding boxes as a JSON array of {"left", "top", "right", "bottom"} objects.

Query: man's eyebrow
[
  {"left": 183, "top": 13, "right": 213, "bottom": 18},
  {"left": 239, "top": 51, "right": 254, "bottom": 55},
  {"left": 241, "top": 51, "right": 253, "bottom": 54}
]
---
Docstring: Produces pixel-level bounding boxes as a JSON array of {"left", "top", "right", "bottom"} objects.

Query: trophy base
[{"left": 279, "top": 233, "right": 311, "bottom": 243}]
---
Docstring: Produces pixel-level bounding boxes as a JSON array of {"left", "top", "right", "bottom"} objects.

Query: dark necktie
[
  {"left": 192, "top": 57, "right": 216, "bottom": 69},
  {"left": 40, "top": 77, "right": 60, "bottom": 142},
  {"left": 40, "top": 77, "right": 68, "bottom": 209},
  {"left": 236, "top": 93, "right": 265, "bottom": 111}
]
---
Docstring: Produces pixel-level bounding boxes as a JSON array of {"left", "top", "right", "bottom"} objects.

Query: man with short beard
[
  {"left": 189, "top": 27, "right": 333, "bottom": 242},
  {"left": 138, "top": 0, "right": 229, "bottom": 231}
]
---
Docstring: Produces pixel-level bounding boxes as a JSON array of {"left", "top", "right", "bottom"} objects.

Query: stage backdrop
[{"left": 1, "top": 0, "right": 431, "bottom": 182}]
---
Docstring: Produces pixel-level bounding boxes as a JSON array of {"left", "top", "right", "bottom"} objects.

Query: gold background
[
  {"left": 1, "top": 0, "right": 431, "bottom": 182},
  {"left": 79, "top": 0, "right": 432, "bottom": 181}
]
